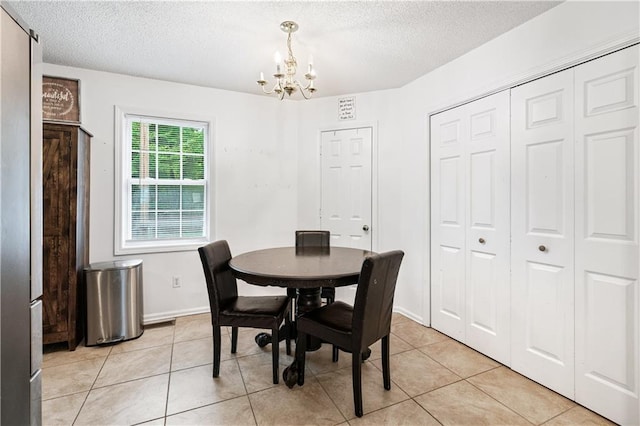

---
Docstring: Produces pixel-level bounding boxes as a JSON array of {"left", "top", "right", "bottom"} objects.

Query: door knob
[
  {"left": 362, "top": 225, "right": 369, "bottom": 232},
  {"left": 539, "top": 245, "right": 547, "bottom": 252},
  {"left": 479, "top": 238, "right": 486, "bottom": 244}
]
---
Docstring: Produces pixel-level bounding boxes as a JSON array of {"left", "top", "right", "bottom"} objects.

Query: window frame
[{"left": 114, "top": 106, "right": 214, "bottom": 255}]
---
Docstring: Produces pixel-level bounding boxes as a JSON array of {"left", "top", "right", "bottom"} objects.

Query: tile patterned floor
[{"left": 42, "top": 313, "right": 614, "bottom": 425}]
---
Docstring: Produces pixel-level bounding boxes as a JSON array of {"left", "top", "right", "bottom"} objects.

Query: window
[{"left": 115, "top": 108, "right": 212, "bottom": 254}]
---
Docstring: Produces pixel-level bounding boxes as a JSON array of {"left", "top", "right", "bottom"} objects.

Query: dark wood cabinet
[{"left": 42, "top": 122, "right": 91, "bottom": 350}]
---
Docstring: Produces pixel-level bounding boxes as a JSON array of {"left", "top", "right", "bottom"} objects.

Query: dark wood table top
[{"left": 229, "top": 246, "right": 374, "bottom": 288}]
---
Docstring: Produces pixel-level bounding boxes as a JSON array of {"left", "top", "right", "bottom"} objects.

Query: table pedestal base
[
  {"left": 296, "top": 288, "right": 322, "bottom": 351},
  {"left": 253, "top": 287, "right": 324, "bottom": 350}
]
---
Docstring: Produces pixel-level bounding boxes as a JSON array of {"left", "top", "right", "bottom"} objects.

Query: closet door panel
[
  {"left": 575, "top": 45, "right": 639, "bottom": 426},
  {"left": 431, "top": 109, "right": 467, "bottom": 340},
  {"left": 511, "top": 69, "right": 575, "bottom": 398},
  {"left": 465, "top": 91, "right": 510, "bottom": 365}
]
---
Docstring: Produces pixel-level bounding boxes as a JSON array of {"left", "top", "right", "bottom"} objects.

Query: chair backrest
[
  {"left": 352, "top": 250, "right": 404, "bottom": 351},
  {"left": 198, "top": 240, "right": 238, "bottom": 322},
  {"left": 295, "top": 230, "right": 330, "bottom": 248}
]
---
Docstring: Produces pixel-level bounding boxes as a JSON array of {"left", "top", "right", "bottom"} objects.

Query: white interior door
[
  {"left": 430, "top": 91, "right": 510, "bottom": 360},
  {"left": 511, "top": 68, "right": 575, "bottom": 399},
  {"left": 574, "top": 45, "right": 640, "bottom": 425},
  {"left": 464, "top": 91, "right": 511, "bottom": 365},
  {"left": 320, "top": 127, "right": 372, "bottom": 250},
  {"left": 431, "top": 106, "right": 467, "bottom": 341}
]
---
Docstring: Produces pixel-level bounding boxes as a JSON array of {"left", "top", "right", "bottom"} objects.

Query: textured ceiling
[{"left": 8, "top": 1, "right": 561, "bottom": 99}]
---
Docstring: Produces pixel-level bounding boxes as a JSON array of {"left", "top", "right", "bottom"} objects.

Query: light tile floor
[{"left": 42, "top": 313, "right": 614, "bottom": 425}]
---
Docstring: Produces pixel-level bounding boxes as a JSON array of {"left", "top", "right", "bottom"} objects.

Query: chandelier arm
[
  {"left": 296, "top": 80, "right": 312, "bottom": 91},
  {"left": 294, "top": 81, "right": 313, "bottom": 100},
  {"left": 299, "top": 88, "right": 312, "bottom": 100}
]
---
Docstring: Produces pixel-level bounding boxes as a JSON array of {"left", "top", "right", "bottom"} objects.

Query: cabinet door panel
[
  {"left": 575, "top": 45, "right": 639, "bottom": 426},
  {"left": 42, "top": 124, "right": 89, "bottom": 350},
  {"left": 511, "top": 68, "right": 575, "bottom": 398},
  {"left": 42, "top": 130, "right": 72, "bottom": 339}
]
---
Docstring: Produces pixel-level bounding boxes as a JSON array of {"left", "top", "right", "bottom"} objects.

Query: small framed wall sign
[
  {"left": 338, "top": 96, "right": 356, "bottom": 121},
  {"left": 42, "top": 76, "right": 80, "bottom": 123}
]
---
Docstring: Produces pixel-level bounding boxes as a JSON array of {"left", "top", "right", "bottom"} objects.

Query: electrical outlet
[{"left": 172, "top": 276, "right": 182, "bottom": 288}]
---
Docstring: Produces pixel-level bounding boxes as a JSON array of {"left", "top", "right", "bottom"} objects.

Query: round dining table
[
  {"left": 229, "top": 245, "right": 375, "bottom": 386},
  {"left": 230, "top": 245, "right": 374, "bottom": 316}
]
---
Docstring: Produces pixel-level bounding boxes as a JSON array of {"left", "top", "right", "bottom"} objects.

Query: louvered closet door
[
  {"left": 464, "top": 91, "right": 510, "bottom": 365},
  {"left": 431, "top": 105, "right": 467, "bottom": 341},
  {"left": 431, "top": 90, "right": 510, "bottom": 360},
  {"left": 511, "top": 69, "right": 575, "bottom": 399},
  {"left": 574, "top": 45, "right": 640, "bottom": 426}
]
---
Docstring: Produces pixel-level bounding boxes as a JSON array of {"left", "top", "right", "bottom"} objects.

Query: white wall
[
  {"left": 296, "top": 0, "right": 640, "bottom": 325},
  {"left": 43, "top": 0, "right": 639, "bottom": 325},
  {"left": 295, "top": 90, "right": 416, "bottom": 317},
  {"left": 43, "top": 64, "right": 299, "bottom": 322},
  {"left": 398, "top": 0, "right": 640, "bottom": 324}
]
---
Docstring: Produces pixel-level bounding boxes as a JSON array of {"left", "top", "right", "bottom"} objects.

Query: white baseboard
[
  {"left": 393, "top": 306, "right": 424, "bottom": 326},
  {"left": 143, "top": 306, "right": 210, "bottom": 325}
]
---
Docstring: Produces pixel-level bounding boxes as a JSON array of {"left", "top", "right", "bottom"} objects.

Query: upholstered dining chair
[
  {"left": 294, "top": 250, "right": 404, "bottom": 417},
  {"left": 292, "top": 230, "right": 340, "bottom": 361},
  {"left": 198, "top": 240, "right": 291, "bottom": 384},
  {"left": 294, "top": 231, "right": 333, "bottom": 298}
]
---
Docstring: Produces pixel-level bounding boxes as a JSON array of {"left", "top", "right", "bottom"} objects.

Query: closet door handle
[
  {"left": 478, "top": 238, "right": 485, "bottom": 244},
  {"left": 539, "top": 245, "right": 547, "bottom": 252}
]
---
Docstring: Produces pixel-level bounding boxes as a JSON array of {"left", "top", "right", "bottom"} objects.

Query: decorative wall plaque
[
  {"left": 338, "top": 96, "right": 356, "bottom": 121},
  {"left": 42, "top": 76, "right": 80, "bottom": 123}
]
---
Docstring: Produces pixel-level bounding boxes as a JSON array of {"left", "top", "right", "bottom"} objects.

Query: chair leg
[
  {"left": 295, "top": 331, "right": 307, "bottom": 386},
  {"left": 382, "top": 335, "right": 391, "bottom": 390},
  {"left": 352, "top": 350, "right": 363, "bottom": 417},
  {"left": 213, "top": 325, "right": 221, "bottom": 377},
  {"left": 285, "top": 313, "right": 292, "bottom": 356},
  {"left": 231, "top": 327, "right": 238, "bottom": 354},
  {"left": 272, "top": 327, "right": 279, "bottom": 384},
  {"left": 324, "top": 290, "right": 339, "bottom": 362}
]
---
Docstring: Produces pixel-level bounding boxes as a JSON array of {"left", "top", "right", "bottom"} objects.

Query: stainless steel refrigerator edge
[{"left": 0, "top": 3, "right": 43, "bottom": 424}]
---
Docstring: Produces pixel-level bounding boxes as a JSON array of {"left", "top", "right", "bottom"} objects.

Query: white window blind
[{"left": 116, "top": 110, "right": 211, "bottom": 254}]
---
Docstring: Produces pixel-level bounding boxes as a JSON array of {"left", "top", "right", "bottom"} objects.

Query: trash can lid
[{"left": 84, "top": 259, "right": 143, "bottom": 271}]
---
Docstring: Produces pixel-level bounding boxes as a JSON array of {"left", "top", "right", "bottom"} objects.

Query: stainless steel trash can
[{"left": 84, "top": 259, "right": 144, "bottom": 346}]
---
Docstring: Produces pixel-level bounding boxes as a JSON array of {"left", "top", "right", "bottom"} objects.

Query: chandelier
[{"left": 257, "top": 21, "right": 316, "bottom": 100}]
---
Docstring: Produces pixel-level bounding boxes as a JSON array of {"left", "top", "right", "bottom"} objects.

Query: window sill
[{"left": 115, "top": 239, "right": 208, "bottom": 256}]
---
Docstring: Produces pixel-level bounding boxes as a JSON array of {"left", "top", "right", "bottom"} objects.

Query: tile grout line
[
  {"left": 464, "top": 370, "right": 584, "bottom": 425},
  {"left": 407, "top": 334, "right": 537, "bottom": 424},
  {"left": 463, "top": 378, "right": 535, "bottom": 424},
  {"left": 161, "top": 321, "right": 180, "bottom": 424},
  {"left": 71, "top": 342, "right": 113, "bottom": 425},
  {"left": 302, "top": 373, "right": 349, "bottom": 424}
]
